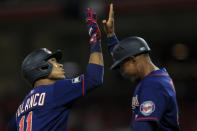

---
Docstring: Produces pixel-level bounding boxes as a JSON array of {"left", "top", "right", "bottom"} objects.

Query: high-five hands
[{"left": 102, "top": 3, "right": 115, "bottom": 37}]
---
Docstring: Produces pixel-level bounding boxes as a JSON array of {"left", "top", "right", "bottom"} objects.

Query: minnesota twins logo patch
[
  {"left": 72, "top": 76, "right": 81, "bottom": 83},
  {"left": 140, "top": 101, "right": 155, "bottom": 116}
]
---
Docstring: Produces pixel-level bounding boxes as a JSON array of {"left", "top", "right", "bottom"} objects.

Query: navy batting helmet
[
  {"left": 111, "top": 37, "right": 151, "bottom": 69},
  {"left": 21, "top": 48, "right": 62, "bottom": 86}
]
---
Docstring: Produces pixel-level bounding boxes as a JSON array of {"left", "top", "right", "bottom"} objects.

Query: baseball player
[
  {"left": 7, "top": 8, "right": 104, "bottom": 131},
  {"left": 102, "top": 4, "right": 181, "bottom": 131}
]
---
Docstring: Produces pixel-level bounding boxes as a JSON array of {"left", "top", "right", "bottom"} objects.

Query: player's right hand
[{"left": 102, "top": 3, "right": 115, "bottom": 38}]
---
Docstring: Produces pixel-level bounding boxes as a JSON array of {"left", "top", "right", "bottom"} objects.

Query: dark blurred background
[{"left": 0, "top": 0, "right": 197, "bottom": 130}]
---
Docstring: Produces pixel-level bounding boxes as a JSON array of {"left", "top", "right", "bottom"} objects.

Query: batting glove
[{"left": 85, "top": 8, "right": 101, "bottom": 44}]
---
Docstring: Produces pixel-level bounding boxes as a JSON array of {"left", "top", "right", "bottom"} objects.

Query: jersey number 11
[{"left": 19, "top": 111, "right": 33, "bottom": 131}]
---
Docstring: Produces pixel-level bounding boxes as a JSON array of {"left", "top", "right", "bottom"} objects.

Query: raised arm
[
  {"left": 85, "top": 8, "right": 104, "bottom": 66},
  {"left": 83, "top": 8, "right": 104, "bottom": 94},
  {"left": 102, "top": 3, "right": 119, "bottom": 56},
  {"left": 53, "top": 9, "right": 104, "bottom": 102}
]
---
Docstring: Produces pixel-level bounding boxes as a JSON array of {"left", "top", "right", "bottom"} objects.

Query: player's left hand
[
  {"left": 102, "top": 3, "right": 115, "bottom": 38},
  {"left": 85, "top": 8, "right": 101, "bottom": 44}
]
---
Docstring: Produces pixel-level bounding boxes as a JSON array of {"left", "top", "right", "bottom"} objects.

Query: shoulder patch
[
  {"left": 140, "top": 101, "right": 155, "bottom": 116},
  {"left": 72, "top": 76, "right": 81, "bottom": 83}
]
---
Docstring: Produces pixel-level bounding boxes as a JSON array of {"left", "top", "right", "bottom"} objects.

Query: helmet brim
[
  {"left": 46, "top": 50, "right": 62, "bottom": 62},
  {"left": 110, "top": 51, "right": 150, "bottom": 70},
  {"left": 110, "top": 61, "right": 120, "bottom": 70},
  {"left": 110, "top": 54, "right": 130, "bottom": 70}
]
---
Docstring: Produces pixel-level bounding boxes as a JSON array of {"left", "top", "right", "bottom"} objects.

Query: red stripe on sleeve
[
  {"left": 83, "top": 75, "right": 85, "bottom": 96},
  {"left": 132, "top": 117, "right": 159, "bottom": 126},
  {"left": 136, "top": 117, "right": 158, "bottom": 121},
  {"left": 150, "top": 74, "right": 168, "bottom": 76}
]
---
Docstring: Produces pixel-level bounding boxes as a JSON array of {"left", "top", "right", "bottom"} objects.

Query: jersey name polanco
[{"left": 16, "top": 92, "right": 46, "bottom": 117}]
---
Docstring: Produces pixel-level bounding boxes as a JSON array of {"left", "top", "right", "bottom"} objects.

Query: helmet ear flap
[
  {"left": 31, "top": 62, "right": 53, "bottom": 86},
  {"left": 40, "top": 65, "right": 49, "bottom": 71}
]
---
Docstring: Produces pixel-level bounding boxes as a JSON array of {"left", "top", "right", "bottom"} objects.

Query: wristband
[
  {"left": 90, "top": 43, "right": 102, "bottom": 53},
  {"left": 107, "top": 34, "right": 119, "bottom": 47}
]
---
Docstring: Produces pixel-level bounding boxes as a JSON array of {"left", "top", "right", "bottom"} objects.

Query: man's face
[
  {"left": 48, "top": 58, "right": 65, "bottom": 79},
  {"left": 120, "top": 57, "right": 140, "bottom": 83}
]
